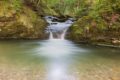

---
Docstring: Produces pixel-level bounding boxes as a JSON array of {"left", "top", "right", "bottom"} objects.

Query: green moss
[
  {"left": 0, "top": 0, "right": 47, "bottom": 39},
  {"left": 11, "top": 0, "right": 22, "bottom": 11},
  {"left": 0, "top": 0, "right": 23, "bottom": 17}
]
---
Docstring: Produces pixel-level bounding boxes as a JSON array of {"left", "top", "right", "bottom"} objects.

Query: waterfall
[
  {"left": 49, "top": 31, "right": 54, "bottom": 39},
  {"left": 61, "top": 29, "right": 67, "bottom": 40},
  {"left": 44, "top": 16, "right": 74, "bottom": 40},
  {"left": 37, "top": 16, "right": 80, "bottom": 80}
]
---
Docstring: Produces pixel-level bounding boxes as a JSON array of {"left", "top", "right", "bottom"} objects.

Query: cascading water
[
  {"left": 49, "top": 31, "right": 54, "bottom": 39},
  {"left": 36, "top": 16, "right": 81, "bottom": 80},
  {"left": 44, "top": 16, "right": 74, "bottom": 40}
]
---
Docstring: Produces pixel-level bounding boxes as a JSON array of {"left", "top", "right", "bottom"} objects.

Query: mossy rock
[
  {"left": 68, "top": 14, "right": 120, "bottom": 45},
  {"left": 0, "top": 1, "right": 47, "bottom": 39}
]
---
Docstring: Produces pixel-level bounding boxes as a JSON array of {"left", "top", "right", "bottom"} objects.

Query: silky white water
[
  {"left": 44, "top": 16, "right": 74, "bottom": 40},
  {"left": 36, "top": 16, "right": 80, "bottom": 80},
  {"left": 36, "top": 39, "right": 82, "bottom": 80}
]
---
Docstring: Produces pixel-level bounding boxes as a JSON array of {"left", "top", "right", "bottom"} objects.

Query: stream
[{"left": 0, "top": 16, "right": 120, "bottom": 80}]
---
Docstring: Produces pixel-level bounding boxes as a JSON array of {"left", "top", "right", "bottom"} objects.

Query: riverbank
[
  {"left": 0, "top": 0, "right": 47, "bottom": 39},
  {"left": 68, "top": 14, "right": 120, "bottom": 47}
]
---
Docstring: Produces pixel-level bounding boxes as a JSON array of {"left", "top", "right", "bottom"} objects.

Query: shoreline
[{"left": 0, "top": 38, "right": 120, "bottom": 49}]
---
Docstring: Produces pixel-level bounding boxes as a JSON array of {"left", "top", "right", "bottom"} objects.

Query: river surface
[{"left": 0, "top": 40, "right": 120, "bottom": 80}]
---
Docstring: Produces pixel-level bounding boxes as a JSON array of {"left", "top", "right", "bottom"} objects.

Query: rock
[
  {"left": 67, "top": 14, "right": 120, "bottom": 46},
  {"left": 112, "top": 40, "right": 120, "bottom": 44},
  {"left": 0, "top": 1, "right": 47, "bottom": 39}
]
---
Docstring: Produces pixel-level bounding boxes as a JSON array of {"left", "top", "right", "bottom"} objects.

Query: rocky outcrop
[
  {"left": 68, "top": 15, "right": 120, "bottom": 46},
  {"left": 0, "top": 0, "right": 47, "bottom": 39}
]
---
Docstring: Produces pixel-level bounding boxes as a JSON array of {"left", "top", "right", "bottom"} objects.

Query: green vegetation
[
  {"left": 0, "top": 0, "right": 46, "bottom": 39},
  {"left": 0, "top": 0, "right": 120, "bottom": 45},
  {"left": 66, "top": 0, "right": 120, "bottom": 45},
  {"left": 45, "top": 0, "right": 91, "bottom": 16}
]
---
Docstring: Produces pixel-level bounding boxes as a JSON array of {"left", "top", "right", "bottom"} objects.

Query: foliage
[
  {"left": 45, "top": 0, "right": 91, "bottom": 16},
  {"left": 69, "top": 0, "right": 120, "bottom": 43},
  {"left": 11, "top": 0, "right": 22, "bottom": 11}
]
